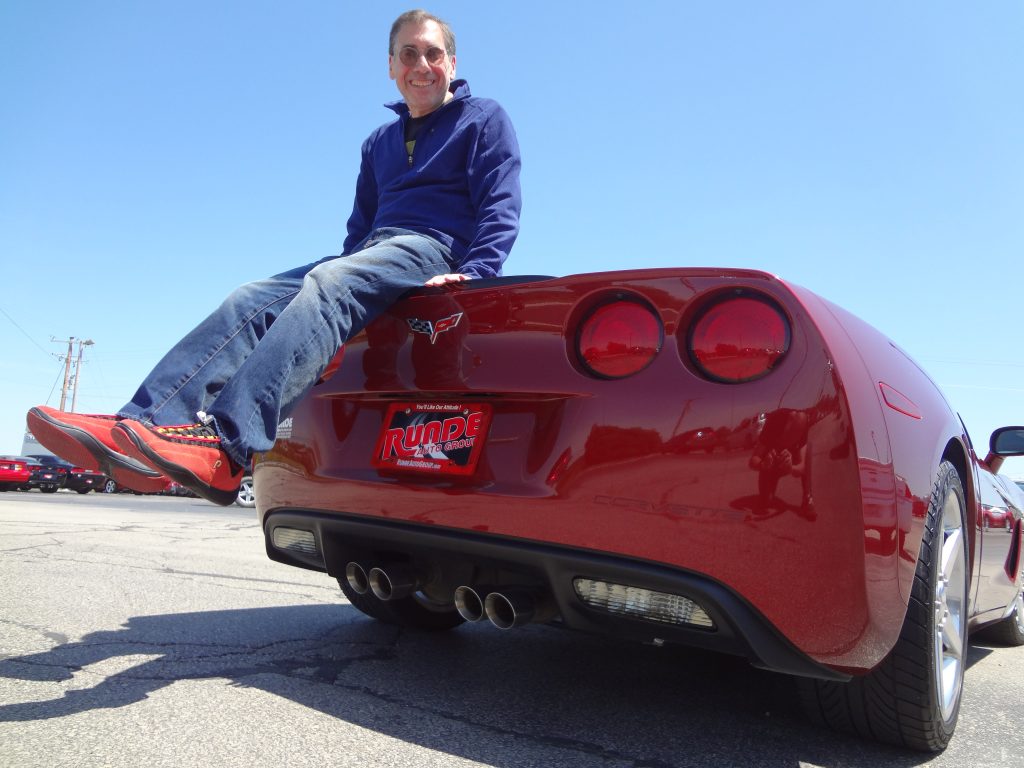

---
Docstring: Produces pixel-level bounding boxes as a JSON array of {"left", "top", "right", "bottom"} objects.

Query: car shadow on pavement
[{"left": 0, "top": 603, "right": 986, "bottom": 767}]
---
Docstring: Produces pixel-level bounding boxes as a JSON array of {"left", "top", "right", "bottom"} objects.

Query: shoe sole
[
  {"left": 113, "top": 424, "right": 239, "bottom": 507},
  {"left": 27, "top": 408, "right": 169, "bottom": 494}
]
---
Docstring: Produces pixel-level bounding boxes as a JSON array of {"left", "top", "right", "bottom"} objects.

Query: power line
[
  {"left": 45, "top": 361, "right": 65, "bottom": 405},
  {"left": 920, "top": 357, "right": 1024, "bottom": 369},
  {"left": 0, "top": 304, "right": 51, "bottom": 358}
]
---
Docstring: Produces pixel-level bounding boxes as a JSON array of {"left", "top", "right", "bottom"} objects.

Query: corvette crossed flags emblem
[{"left": 407, "top": 312, "right": 463, "bottom": 344}]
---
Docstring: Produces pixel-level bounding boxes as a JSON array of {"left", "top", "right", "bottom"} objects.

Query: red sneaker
[
  {"left": 26, "top": 406, "right": 170, "bottom": 494},
  {"left": 113, "top": 419, "right": 243, "bottom": 506}
]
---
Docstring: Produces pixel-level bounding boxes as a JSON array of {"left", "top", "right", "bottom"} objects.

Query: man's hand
[{"left": 425, "top": 273, "right": 470, "bottom": 287}]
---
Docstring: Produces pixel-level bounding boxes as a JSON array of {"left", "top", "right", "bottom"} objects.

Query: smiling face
[{"left": 388, "top": 19, "right": 456, "bottom": 118}]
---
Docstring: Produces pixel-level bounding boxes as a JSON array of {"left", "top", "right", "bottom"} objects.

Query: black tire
[
  {"left": 337, "top": 577, "right": 464, "bottom": 631},
  {"left": 40, "top": 486, "right": 59, "bottom": 494},
  {"left": 103, "top": 479, "right": 118, "bottom": 494},
  {"left": 800, "top": 461, "right": 968, "bottom": 752},
  {"left": 76, "top": 488, "right": 91, "bottom": 494}
]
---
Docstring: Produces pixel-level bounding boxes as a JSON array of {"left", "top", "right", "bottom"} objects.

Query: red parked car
[
  {"left": 253, "top": 269, "right": 1024, "bottom": 752},
  {"left": 0, "top": 456, "right": 31, "bottom": 491},
  {"left": 978, "top": 472, "right": 1019, "bottom": 530}
]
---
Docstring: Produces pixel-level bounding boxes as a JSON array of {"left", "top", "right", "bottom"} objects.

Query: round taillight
[
  {"left": 577, "top": 300, "right": 662, "bottom": 378},
  {"left": 688, "top": 295, "right": 790, "bottom": 382}
]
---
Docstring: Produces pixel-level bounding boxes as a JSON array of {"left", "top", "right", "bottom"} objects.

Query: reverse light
[
  {"left": 271, "top": 527, "right": 318, "bottom": 556},
  {"left": 577, "top": 300, "right": 662, "bottom": 378},
  {"left": 573, "top": 578, "right": 715, "bottom": 629},
  {"left": 688, "top": 294, "right": 790, "bottom": 383}
]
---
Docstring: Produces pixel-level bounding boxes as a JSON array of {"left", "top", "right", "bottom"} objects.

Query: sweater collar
[{"left": 386, "top": 79, "right": 471, "bottom": 117}]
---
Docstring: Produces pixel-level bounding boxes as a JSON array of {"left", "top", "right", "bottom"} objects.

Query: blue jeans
[{"left": 118, "top": 228, "right": 454, "bottom": 466}]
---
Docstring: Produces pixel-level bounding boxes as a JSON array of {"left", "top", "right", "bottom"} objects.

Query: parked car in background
[
  {"left": 102, "top": 476, "right": 179, "bottom": 495},
  {"left": 978, "top": 472, "right": 1013, "bottom": 529},
  {"left": 23, "top": 454, "right": 67, "bottom": 492},
  {"left": 62, "top": 463, "right": 105, "bottom": 493},
  {"left": 997, "top": 475, "right": 1024, "bottom": 517},
  {"left": 235, "top": 474, "right": 255, "bottom": 508},
  {"left": 14, "top": 456, "right": 40, "bottom": 490},
  {"left": 0, "top": 456, "right": 31, "bottom": 491},
  {"left": 23, "top": 454, "right": 104, "bottom": 494},
  {"left": 255, "top": 268, "right": 1024, "bottom": 753},
  {"left": 28, "top": 454, "right": 104, "bottom": 495}
]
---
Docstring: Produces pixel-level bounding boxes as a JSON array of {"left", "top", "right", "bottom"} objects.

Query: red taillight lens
[
  {"left": 688, "top": 295, "right": 790, "bottom": 383},
  {"left": 577, "top": 300, "right": 662, "bottom": 378}
]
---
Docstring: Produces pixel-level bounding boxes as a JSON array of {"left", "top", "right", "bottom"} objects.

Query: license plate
[{"left": 372, "top": 402, "right": 491, "bottom": 476}]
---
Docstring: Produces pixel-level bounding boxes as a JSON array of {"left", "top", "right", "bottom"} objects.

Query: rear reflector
[
  {"left": 688, "top": 294, "right": 789, "bottom": 383},
  {"left": 271, "top": 527, "right": 318, "bottom": 556},
  {"left": 577, "top": 300, "right": 662, "bottom": 378},
  {"left": 573, "top": 578, "right": 714, "bottom": 629}
]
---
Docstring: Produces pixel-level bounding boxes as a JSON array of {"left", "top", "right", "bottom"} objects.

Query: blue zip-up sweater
[{"left": 342, "top": 80, "right": 521, "bottom": 279}]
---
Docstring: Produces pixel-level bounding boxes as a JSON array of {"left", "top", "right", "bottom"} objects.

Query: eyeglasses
[{"left": 397, "top": 45, "right": 448, "bottom": 67}]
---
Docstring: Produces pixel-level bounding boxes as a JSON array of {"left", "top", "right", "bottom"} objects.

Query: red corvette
[
  {"left": 0, "top": 456, "right": 31, "bottom": 491},
  {"left": 254, "top": 268, "right": 1024, "bottom": 752}
]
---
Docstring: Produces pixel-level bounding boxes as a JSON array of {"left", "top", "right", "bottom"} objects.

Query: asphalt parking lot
[{"left": 2, "top": 490, "right": 1023, "bottom": 768}]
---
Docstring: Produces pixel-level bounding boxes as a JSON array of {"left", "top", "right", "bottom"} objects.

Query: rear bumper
[
  {"left": 264, "top": 508, "right": 850, "bottom": 682},
  {"left": 65, "top": 474, "right": 103, "bottom": 491}
]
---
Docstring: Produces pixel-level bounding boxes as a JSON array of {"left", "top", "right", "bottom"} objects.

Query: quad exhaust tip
[
  {"left": 354, "top": 568, "right": 557, "bottom": 627},
  {"left": 484, "top": 589, "right": 538, "bottom": 630},
  {"left": 454, "top": 585, "right": 487, "bottom": 622},
  {"left": 346, "top": 562, "right": 423, "bottom": 602},
  {"left": 455, "top": 586, "right": 553, "bottom": 630},
  {"left": 345, "top": 562, "right": 369, "bottom": 595},
  {"left": 368, "top": 564, "right": 421, "bottom": 601}
]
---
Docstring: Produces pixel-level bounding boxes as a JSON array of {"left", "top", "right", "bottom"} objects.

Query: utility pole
[
  {"left": 55, "top": 337, "right": 74, "bottom": 411},
  {"left": 70, "top": 338, "right": 94, "bottom": 412},
  {"left": 52, "top": 336, "right": 95, "bottom": 412}
]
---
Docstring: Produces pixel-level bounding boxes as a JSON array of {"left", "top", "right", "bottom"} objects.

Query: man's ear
[
  {"left": 388, "top": 55, "right": 396, "bottom": 81},
  {"left": 449, "top": 54, "right": 456, "bottom": 78}
]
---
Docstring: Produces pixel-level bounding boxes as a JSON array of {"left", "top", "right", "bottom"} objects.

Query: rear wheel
[
  {"left": 40, "top": 486, "right": 58, "bottom": 494},
  {"left": 337, "top": 577, "right": 464, "bottom": 631},
  {"left": 800, "top": 460, "right": 968, "bottom": 752}
]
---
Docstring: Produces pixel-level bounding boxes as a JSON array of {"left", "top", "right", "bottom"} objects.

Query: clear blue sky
[{"left": 2, "top": 2, "right": 1022, "bottom": 477}]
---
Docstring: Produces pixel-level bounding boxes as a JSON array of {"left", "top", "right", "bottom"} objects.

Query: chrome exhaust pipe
[
  {"left": 484, "top": 589, "right": 551, "bottom": 630},
  {"left": 368, "top": 565, "right": 421, "bottom": 601},
  {"left": 454, "top": 585, "right": 488, "bottom": 622},
  {"left": 345, "top": 562, "right": 369, "bottom": 595}
]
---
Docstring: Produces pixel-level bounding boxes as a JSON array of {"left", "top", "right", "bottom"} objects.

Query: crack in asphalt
[
  {"left": 0, "top": 619, "right": 70, "bottom": 650},
  {"left": 38, "top": 651, "right": 672, "bottom": 766},
  {"left": 1, "top": 512, "right": 690, "bottom": 765},
  {"left": 325, "top": 673, "right": 681, "bottom": 768},
  {"left": 0, "top": 616, "right": 677, "bottom": 766}
]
